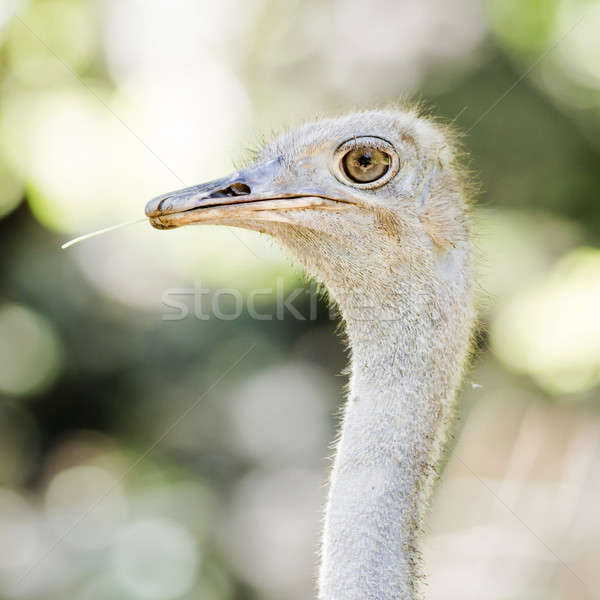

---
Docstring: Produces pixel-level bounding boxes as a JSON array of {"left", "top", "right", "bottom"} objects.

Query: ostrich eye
[
  {"left": 332, "top": 136, "right": 399, "bottom": 189},
  {"left": 342, "top": 147, "right": 390, "bottom": 183}
]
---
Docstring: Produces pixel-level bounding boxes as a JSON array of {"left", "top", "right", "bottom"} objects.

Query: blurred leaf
[{"left": 491, "top": 246, "right": 600, "bottom": 395}]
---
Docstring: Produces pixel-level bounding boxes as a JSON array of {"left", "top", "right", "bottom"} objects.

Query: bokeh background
[{"left": 0, "top": 1, "right": 599, "bottom": 599}]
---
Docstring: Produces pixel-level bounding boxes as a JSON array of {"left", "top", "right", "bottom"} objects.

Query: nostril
[
  {"left": 229, "top": 182, "right": 251, "bottom": 195},
  {"left": 212, "top": 182, "right": 251, "bottom": 198}
]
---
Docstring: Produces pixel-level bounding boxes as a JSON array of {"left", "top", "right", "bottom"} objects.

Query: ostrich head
[
  {"left": 146, "top": 108, "right": 471, "bottom": 308},
  {"left": 146, "top": 107, "right": 475, "bottom": 600}
]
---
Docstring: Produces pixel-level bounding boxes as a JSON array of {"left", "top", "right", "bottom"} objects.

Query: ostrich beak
[{"left": 145, "top": 158, "right": 344, "bottom": 230}]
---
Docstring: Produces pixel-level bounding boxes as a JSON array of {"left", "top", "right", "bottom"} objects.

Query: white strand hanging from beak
[{"left": 61, "top": 217, "right": 148, "bottom": 249}]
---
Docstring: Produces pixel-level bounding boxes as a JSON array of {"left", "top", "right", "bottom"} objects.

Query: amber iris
[{"left": 341, "top": 147, "right": 390, "bottom": 183}]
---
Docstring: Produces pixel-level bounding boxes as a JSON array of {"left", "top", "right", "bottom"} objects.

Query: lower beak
[{"left": 145, "top": 159, "right": 343, "bottom": 230}]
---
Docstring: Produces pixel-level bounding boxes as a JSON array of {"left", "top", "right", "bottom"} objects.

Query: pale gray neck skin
[{"left": 277, "top": 226, "right": 474, "bottom": 600}]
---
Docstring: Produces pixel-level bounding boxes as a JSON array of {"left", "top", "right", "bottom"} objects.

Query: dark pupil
[
  {"left": 342, "top": 147, "right": 390, "bottom": 183},
  {"left": 357, "top": 153, "right": 372, "bottom": 167}
]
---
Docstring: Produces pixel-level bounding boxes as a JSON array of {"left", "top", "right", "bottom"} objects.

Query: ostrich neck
[{"left": 318, "top": 253, "right": 474, "bottom": 600}]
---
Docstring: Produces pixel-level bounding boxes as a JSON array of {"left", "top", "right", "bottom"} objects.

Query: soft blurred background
[{"left": 0, "top": 1, "right": 599, "bottom": 599}]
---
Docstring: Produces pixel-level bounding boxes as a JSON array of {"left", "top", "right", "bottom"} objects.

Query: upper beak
[{"left": 145, "top": 158, "right": 345, "bottom": 230}]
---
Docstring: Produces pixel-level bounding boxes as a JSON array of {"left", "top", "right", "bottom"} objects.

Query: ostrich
[{"left": 146, "top": 107, "right": 475, "bottom": 600}]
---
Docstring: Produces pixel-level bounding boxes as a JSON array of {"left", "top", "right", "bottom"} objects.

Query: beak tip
[
  {"left": 145, "top": 195, "right": 167, "bottom": 218},
  {"left": 147, "top": 213, "right": 178, "bottom": 230}
]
